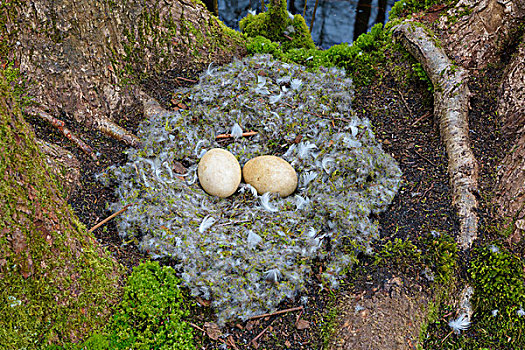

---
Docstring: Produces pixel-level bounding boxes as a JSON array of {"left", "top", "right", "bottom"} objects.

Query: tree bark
[
  {"left": 5, "top": 0, "right": 245, "bottom": 142},
  {"left": 0, "top": 74, "right": 121, "bottom": 346},
  {"left": 494, "top": 32, "right": 525, "bottom": 239},
  {"left": 437, "top": 0, "right": 525, "bottom": 69}
]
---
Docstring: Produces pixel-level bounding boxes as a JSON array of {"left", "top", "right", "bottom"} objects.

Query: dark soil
[{"left": 28, "top": 40, "right": 509, "bottom": 349}]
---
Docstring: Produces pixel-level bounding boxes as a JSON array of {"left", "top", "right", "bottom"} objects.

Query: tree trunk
[
  {"left": 494, "top": 32, "right": 525, "bottom": 240},
  {"left": 5, "top": 0, "right": 245, "bottom": 142},
  {"left": 0, "top": 0, "right": 246, "bottom": 346},
  {"left": 0, "top": 74, "right": 121, "bottom": 347},
  {"left": 437, "top": 0, "right": 525, "bottom": 69}
]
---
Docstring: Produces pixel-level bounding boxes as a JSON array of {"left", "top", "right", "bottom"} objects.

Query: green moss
[
  {"left": 240, "top": 0, "right": 315, "bottom": 52},
  {"left": 0, "top": 70, "right": 122, "bottom": 348},
  {"left": 389, "top": 0, "right": 458, "bottom": 20},
  {"left": 423, "top": 243, "right": 525, "bottom": 349},
  {"left": 68, "top": 261, "right": 195, "bottom": 350}
]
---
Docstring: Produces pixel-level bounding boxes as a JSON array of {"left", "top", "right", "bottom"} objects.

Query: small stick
[
  {"left": 176, "top": 76, "right": 197, "bottom": 83},
  {"left": 422, "top": 182, "right": 435, "bottom": 198},
  {"left": 412, "top": 148, "right": 436, "bottom": 166},
  {"left": 441, "top": 330, "right": 454, "bottom": 343},
  {"left": 88, "top": 203, "right": 133, "bottom": 233},
  {"left": 411, "top": 112, "right": 432, "bottom": 126},
  {"left": 228, "top": 335, "right": 240, "bottom": 350},
  {"left": 392, "top": 88, "right": 414, "bottom": 120},
  {"left": 250, "top": 323, "right": 272, "bottom": 345},
  {"left": 189, "top": 322, "right": 205, "bottom": 332},
  {"left": 25, "top": 107, "right": 97, "bottom": 160},
  {"left": 216, "top": 131, "right": 258, "bottom": 139},
  {"left": 216, "top": 220, "right": 252, "bottom": 227},
  {"left": 248, "top": 306, "right": 303, "bottom": 320}
]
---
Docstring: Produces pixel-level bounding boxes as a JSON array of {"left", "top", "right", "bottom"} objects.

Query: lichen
[{"left": 101, "top": 54, "right": 402, "bottom": 324}]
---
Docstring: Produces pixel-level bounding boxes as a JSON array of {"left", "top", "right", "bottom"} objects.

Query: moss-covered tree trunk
[
  {"left": 0, "top": 74, "right": 121, "bottom": 347},
  {"left": 0, "top": 0, "right": 246, "bottom": 347},
  {"left": 3, "top": 0, "right": 245, "bottom": 145}
]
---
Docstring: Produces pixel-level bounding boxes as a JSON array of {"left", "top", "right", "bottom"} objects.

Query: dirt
[{"left": 27, "top": 38, "right": 510, "bottom": 349}]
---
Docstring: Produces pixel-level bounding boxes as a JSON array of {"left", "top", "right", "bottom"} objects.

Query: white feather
[
  {"left": 269, "top": 91, "right": 283, "bottom": 104},
  {"left": 239, "top": 183, "right": 258, "bottom": 197},
  {"left": 199, "top": 216, "right": 216, "bottom": 233},
  {"left": 448, "top": 313, "right": 470, "bottom": 334},
  {"left": 291, "top": 78, "right": 303, "bottom": 90},
  {"left": 247, "top": 230, "right": 262, "bottom": 249},
  {"left": 263, "top": 268, "right": 281, "bottom": 282},
  {"left": 321, "top": 156, "right": 335, "bottom": 173},
  {"left": 295, "top": 195, "right": 309, "bottom": 210},
  {"left": 297, "top": 141, "right": 317, "bottom": 159},
  {"left": 231, "top": 123, "right": 243, "bottom": 138},
  {"left": 260, "top": 192, "right": 278, "bottom": 212},
  {"left": 301, "top": 171, "right": 318, "bottom": 187}
]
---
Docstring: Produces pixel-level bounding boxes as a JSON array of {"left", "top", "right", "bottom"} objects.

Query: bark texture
[
  {"left": 393, "top": 20, "right": 479, "bottom": 249},
  {"left": 0, "top": 74, "right": 121, "bottom": 347},
  {"left": 4, "top": 0, "right": 245, "bottom": 140},
  {"left": 495, "top": 33, "right": 525, "bottom": 237},
  {"left": 437, "top": 0, "right": 525, "bottom": 69}
]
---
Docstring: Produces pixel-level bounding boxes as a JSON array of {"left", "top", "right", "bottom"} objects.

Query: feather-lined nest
[{"left": 99, "top": 54, "right": 402, "bottom": 324}]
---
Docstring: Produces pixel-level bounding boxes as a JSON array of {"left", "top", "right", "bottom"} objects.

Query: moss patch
[{"left": 0, "top": 71, "right": 122, "bottom": 348}]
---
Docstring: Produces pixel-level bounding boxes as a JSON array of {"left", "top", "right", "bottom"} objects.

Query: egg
[
  {"left": 198, "top": 148, "right": 241, "bottom": 198},
  {"left": 243, "top": 155, "right": 298, "bottom": 197}
]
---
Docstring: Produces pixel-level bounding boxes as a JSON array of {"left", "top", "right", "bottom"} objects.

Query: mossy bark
[
  {"left": 436, "top": 0, "right": 525, "bottom": 69},
  {"left": 3, "top": 0, "right": 246, "bottom": 134},
  {"left": 495, "top": 32, "right": 525, "bottom": 239},
  {"left": 0, "top": 73, "right": 121, "bottom": 347}
]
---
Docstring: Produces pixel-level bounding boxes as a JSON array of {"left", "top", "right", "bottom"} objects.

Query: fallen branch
[
  {"left": 88, "top": 203, "right": 133, "bottom": 233},
  {"left": 393, "top": 20, "right": 479, "bottom": 249},
  {"left": 248, "top": 306, "right": 303, "bottom": 320},
  {"left": 25, "top": 107, "right": 97, "bottom": 161}
]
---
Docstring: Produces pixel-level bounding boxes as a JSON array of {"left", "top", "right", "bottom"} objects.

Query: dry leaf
[
  {"left": 296, "top": 319, "right": 310, "bottom": 330},
  {"left": 285, "top": 340, "right": 291, "bottom": 348},
  {"left": 204, "top": 322, "right": 222, "bottom": 340}
]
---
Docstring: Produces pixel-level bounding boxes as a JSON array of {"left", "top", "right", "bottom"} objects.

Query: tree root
[
  {"left": 94, "top": 116, "right": 142, "bottom": 148},
  {"left": 393, "top": 20, "right": 479, "bottom": 249},
  {"left": 25, "top": 107, "right": 98, "bottom": 161}
]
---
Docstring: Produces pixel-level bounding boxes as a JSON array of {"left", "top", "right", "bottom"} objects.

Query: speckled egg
[
  {"left": 198, "top": 148, "right": 241, "bottom": 198},
  {"left": 243, "top": 155, "right": 298, "bottom": 197}
]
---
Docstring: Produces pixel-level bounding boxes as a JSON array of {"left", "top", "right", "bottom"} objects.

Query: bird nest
[{"left": 100, "top": 54, "right": 402, "bottom": 324}]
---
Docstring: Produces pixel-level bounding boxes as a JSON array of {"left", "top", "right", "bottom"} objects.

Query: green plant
[
  {"left": 374, "top": 237, "right": 422, "bottom": 270},
  {"left": 71, "top": 261, "right": 195, "bottom": 350},
  {"left": 240, "top": 0, "right": 315, "bottom": 52},
  {"left": 422, "top": 232, "right": 457, "bottom": 283},
  {"left": 389, "top": 0, "right": 456, "bottom": 20}
]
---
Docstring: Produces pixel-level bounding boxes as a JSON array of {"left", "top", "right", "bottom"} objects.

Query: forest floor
[{"left": 28, "top": 43, "right": 511, "bottom": 349}]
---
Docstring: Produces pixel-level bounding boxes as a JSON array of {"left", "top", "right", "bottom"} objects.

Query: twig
[
  {"left": 309, "top": 0, "right": 320, "bottom": 33},
  {"left": 250, "top": 323, "right": 272, "bottom": 345},
  {"left": 441, "top": 330, "right": 454, "bottom": 343},
  {"left": 227, "top": 335, "right": 239, "bottom": 350},
  {"left": 411, "top": 112, "right": 432, "bottom": 126},
  {"left": 412, "top": 148, "right": 436, "bottom": 166},
  {"left": 216, "top": 220, "right": 252, "bottom": 227},
  {"left": 88, "top": 203, "right": 133, "bottom": 233},
  {"left": 249, "top": 306, "right": 303, "bottom": 320},
  {"left": 25, "top": 107, "right": 97, "bottom": 160},
  {"left": 392, "top": 88, "right": 414, "bottom": 120},
  {"left": 176, "top": 76, "right": 197, "bottom": 83},
  {"left": 422, "top": 182, "right": 435, "bottom": 199},
  {"left": 216, "top": 131, "right": 258, "bottom": 139},
  {"left": 189, "top": 322, "right": 205, "bottom": 332}
]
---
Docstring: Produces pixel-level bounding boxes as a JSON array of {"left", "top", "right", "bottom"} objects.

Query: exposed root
[
  {"left": 25, "top": 107, "right": 97, "bottom": 161},
  {"left": 94, "top": 117, "right": 142, "bottom": 148},
  {"left": 393, "top": 20, "right": 479, "bottom": 249}
]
